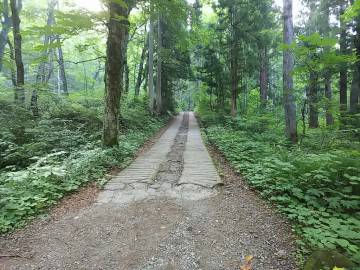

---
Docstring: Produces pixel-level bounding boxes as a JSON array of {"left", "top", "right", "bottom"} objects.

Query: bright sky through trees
[{"left": 75, "top": 0, "right": 103, "bottom": 11}]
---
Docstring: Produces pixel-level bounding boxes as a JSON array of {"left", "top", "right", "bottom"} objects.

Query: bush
[
  {"left": 199, "top": 112, "right": 360, "bottom": 265},
  {"left": 0, "top": 93, "right": 170, "bottom": 233}
]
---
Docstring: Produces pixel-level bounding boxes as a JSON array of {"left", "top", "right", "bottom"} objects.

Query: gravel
[{"left": 0, "top": 113, "right": 298, "bottom": 270}]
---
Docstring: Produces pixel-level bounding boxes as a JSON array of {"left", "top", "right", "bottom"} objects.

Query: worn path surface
[{"left": 0, "top": 112, "right": 297, "bottom": 270}]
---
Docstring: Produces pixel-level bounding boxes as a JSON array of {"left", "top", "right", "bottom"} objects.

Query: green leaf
[{"left": 335, "top": 239, "right": 350, "bottom": 248}]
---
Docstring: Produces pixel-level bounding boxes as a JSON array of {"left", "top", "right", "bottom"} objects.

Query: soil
[{"left": 0, "top": 113, "right": 298, "bottom": 270}]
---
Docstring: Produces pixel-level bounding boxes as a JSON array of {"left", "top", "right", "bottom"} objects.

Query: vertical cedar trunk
[
  {"left": 350, "top": 70, "right": 360, "bottom": 112},
  {"left": 6, "top": 37, "right": 16, "bottom": 86},
  {"left": 340, "top": 1, "right": 348, "bottom": 124},
  {"left": 148, "top": 9, "right": 155, "bottom": 114},
  {"left": 135, "top": 37, "right": 147, "bottom": 96},
  {"left": 143, "top": 58, "right": 149, "bottom": 93},
  {"left": 308, "top": 71, "right": 319, "bottom": 128},
  {"left": 260, "top": 48, "right": 268, "bottom": 107},
  {"left": 283, "top": 0, "right": 298, "bottom": 142},
  {"left": 325, "top": 77, "right": 334, "bottom": 125},
  {"left": 56, "top": 34, "right": 68, "bottom": 94},
  {"left": 350, "top": 4, "right": 360, "bottom": 114},
  {"left": 156, "top": 14, "right": 162, "bottom": 114},
  {"left": 102, "top": 1, "right": 127, "bottom": 147},
  {"left": 11, "top": 0, "right": 24, "bottom": 103},
  {"left": 0, "top": 0, "right": 12, "bottom": 72},
  {"left": 122, "top": 5, "right": 133, "bottom": 94},
  {"left": 323, "top": 3, "right": 334, "bottom": 125},
  {"left": 230, "top": 8, "right": 238, "bottom": 117},
  {"left": 308, "top": 1, "right": 318, "bottom": 128},
  {"left": 123, "top": 30, "right": 130, "bottom": 94}
]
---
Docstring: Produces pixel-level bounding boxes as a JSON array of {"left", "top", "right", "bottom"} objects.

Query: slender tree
[
  {"left": 135, "top": 37, "right": 147, "bottom": 96},
  {"left": 283, "top": 0, "right": 298, "bottom": 142},
  {"left": 322, "top": 0, "right": 334, "bottom": 125},
  {"left": 10, "top": 0, "right": 24, "bottom": 103},
  {"left": 148, "top": 7, "right": 155, "bottom": 114},
  {"left": 103, "top": 0, "right": 128, "bottom": 147},
  {"left": 350, "top": 0, "right": 360, "bottom": 114},
  {"left": 339, "top": 0, "right": 348, "bottom": 124},
  {"left": 307, "top": 1, "right": 319, "bottom": 128},
  {"left": 0, "top": 0, "right": 12, "bottom": 72},
  {"left": 156, "top": 13, "right": 162, "bottom": 113},
  {"left": 229, "top": 5, "right": 239, "bottom": 117},
  {"left": 56, "top": 33, "right": 68, "bottom": 94}
]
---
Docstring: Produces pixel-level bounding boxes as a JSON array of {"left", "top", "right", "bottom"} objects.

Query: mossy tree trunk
[
  {"left": 10, "top": 0, "right": 25, "bottom": 104},
  {"left": 283, "top": 0, "right": 298, "bottom": 142},
  {"left": 103, "top": 0, "right": 128, "bottom": 147}
]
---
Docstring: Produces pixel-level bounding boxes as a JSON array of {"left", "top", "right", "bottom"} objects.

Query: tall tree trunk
[
  {"left": 156, "top": 14, "right": 162, "bottom": 114},
  {"left": 259, "top": 47, "right": 268, "bottom": 107},
  {"left": 323, "top": 2, "right": 334, "bottom": 126},
  {"left": 148, "top": 9, "right": 155, "bottom": 115},
  {"left": 6, "top": 37, "right": 16, "bottom": 86},
  {"left": 308, "top": 71, "right": 319, "bottom": 128},
  {"left": 56, "top": 34, "right": 68, "bottom": 94},
  {"left": 340, "top": 1, "right": 348, "bottom": 125},
  {"left": 103, "top": 1, "right": 127, "bottom": 147},
  {"left": 123, "top": 29, "right": 130, "bottom": 94},
  {"left": 11, "top": 0, "right": 24, "bottom": 103},
  {"left": 0, "top": 0, "right": 12, "bottom": 72},
  {"left": 230, "top": 8, "right": 238, "bottom": 117},
  {"left": 350, "top": 1, "right": 360, "bottom": 114},
  {"left": 350, "top": 70, "right": 360, "bottom": 112},
  {"left": 135, "top": 37, "right": 147, "bottom": 96},
  {"left": 283, "top": 0, "right": 298, "bottom": 142},
  {"left": 325, "top": 76, "right": 334, "bottom": 125},
  {"left": 307, "top": 1, "right": 318, "bottom": 128}
]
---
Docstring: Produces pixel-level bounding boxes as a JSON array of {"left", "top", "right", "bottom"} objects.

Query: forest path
[
  {"left": 1, "top": 112, "right": 297, "bottom": 270},
  {"left": 97, "top": 112, "right": 222, "bottom": 205}
]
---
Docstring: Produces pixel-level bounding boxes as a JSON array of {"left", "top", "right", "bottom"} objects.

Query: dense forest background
[{"left": 0, "top": 0, "right": 359, "bottom": 267}]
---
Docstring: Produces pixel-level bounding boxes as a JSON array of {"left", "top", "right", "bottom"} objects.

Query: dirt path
[{"left": 0, "top": 112, "right": 297, "bottom": 270}]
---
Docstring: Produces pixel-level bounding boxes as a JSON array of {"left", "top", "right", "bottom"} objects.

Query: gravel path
[{"left": 0, "top": 112, "right": 297, "bottom": 270}]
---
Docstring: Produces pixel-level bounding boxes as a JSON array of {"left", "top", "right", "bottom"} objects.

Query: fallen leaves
[
  {"left": 245, "top": 255, "right": 254, "bottom": 263},
  {"left": 240, "top": 254, "right": 254, "bottom": 270}
]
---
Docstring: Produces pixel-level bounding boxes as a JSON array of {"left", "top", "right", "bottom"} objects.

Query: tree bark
[
  {"left": 308, "top": 71, "right": 319, "bottom": 128},
  {"left": 230, "top": 7, "right": 238, "bottom": 117},
  {"left": 322, "top": 2, "right": 334, "bottom": 126},
  {"left": 0, "top": 0, "right": 12, "bottom": 72},
  {"left": 350, "top": 0, "right": 360, "bottom": 114},
  {"left": 350, "top": 70, "right": 360, "bottom": 112},
  {"left": 103, "top": 1, "right": 127, "bottom": 147},
  {"left": 135, "top": 37, "right": 147, "bottom": 96},
  {"left": 6, "top": 37, "right": 16, "bottom": 86},
  {"left": 307, "top": 2, "right": 318, "bottom": 128},
  {"left": 156, "top": 13, "right": 162, "bottom": 114},
  {"left": 56, "top": 34, "right": 68, "bottom": 94},
  {"left": 259, "top": 47, "right": 268, "bottom": 107},
  {"left": 123, "top": 27, "right": 130, "bottom": 94},
  {"left": 11, "top": 0, "right": 24, "bottom": 103},
  {"left": 340, "top": 1, "right": 348, "bottom": 124},
  {"left": 148, "top": 8, "right": 155, "bottom": 114},
  {"left": 283, "top": 0, "right": 298, "bottom": 142}
]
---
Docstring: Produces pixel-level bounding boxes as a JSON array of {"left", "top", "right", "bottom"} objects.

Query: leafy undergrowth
[
  {"left": 198, "top": 111, "right": 360, "bottom": 266},
  {"left": 0, "top": 95, "right": 170, "bottom": 233}
]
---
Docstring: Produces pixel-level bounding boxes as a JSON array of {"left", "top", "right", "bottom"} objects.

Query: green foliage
[
  {"left": 200, "top": 111, "right": 360, "bottom": 264},
  {"left": 0, "top": 94, "right": 170, "bottom": 233}
]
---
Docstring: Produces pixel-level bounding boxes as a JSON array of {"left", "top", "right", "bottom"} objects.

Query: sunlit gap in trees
[{"left": 274, "top": 0, "right": 303, "bottom": 24}]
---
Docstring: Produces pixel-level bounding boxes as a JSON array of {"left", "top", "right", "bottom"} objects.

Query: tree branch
[{"left": 65, "top": 56, "right": 105, "bottom": 64}]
